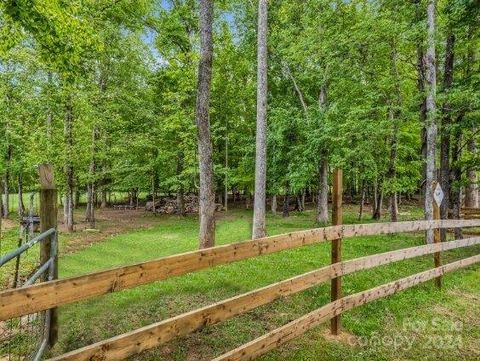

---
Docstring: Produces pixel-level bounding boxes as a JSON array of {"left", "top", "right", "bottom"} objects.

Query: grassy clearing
[{"left": 35, "top": 205, "right": 480, "bottom": 360}]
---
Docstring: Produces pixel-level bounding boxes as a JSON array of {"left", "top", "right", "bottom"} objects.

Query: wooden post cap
[{"left": 38, "top": 164, "right": 55, "bottom": 190}]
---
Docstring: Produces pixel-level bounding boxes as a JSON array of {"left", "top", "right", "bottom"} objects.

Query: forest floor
[{"left": 2, "top": 204, "right": 480, "bottom": 360}]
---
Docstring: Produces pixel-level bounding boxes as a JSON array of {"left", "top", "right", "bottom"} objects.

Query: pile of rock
[
  {"left": 145, "top": 195, "right": 224, "bottom": 214},
  {"left": 145, "top": 194, "right": 199, "bottom": 214}
]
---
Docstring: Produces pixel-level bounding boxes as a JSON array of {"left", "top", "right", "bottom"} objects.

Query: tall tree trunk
[
  {"left": 85, "top": 127, "right": 97, "bottom": 228},
  {"left": 245, "top": 191, "right": 251, "bottom": 210},
  {"left": 100, "top": 190, "right": 107, "bottom": 208},
  {"left": 295, "top": 194, "right": 302, "bottom": 212},
  {"left": 46, "top": 72, "right": 53, "bottom": 141},
  {"left": 176, "top": 151, "right": 185, "bottom": 216},
  {"left": 465, "top": 137, "right": 479, "bottom": 208},
  {"left": 389, "top": 193, "right": 398, "bottom": 222},
  {"left": 358, "top": 181, "right": 365, "bottom": 221},
  {"left": 316, "top": 158, "right": 329, "bottom": 224},
  {"left": 415, "top": 0, "right": 428, "bottom": 197},
  {"left": 387, "top": 41, "right": 402, "bottom": 223},
  {"left": 373, "top": 179, "right": 384, "bottom": 221},
  {"left": 63, "top": 195, "right": 68, "bottom": 225},
  {"left": 424, "top": 0, "right": 437, "bottom": 244},
  {"left": 316, "top": 83, "right": 329, "bottom": 224},
  {"left": 283, "top": 183, "right": 290, "bottom": 218},
  {"left": 151, "top": 175, "right": 156, "bottom": 215},
  {"left": 271, "top": 194, "right": 277, "bottom": 215},
  {"left": 0, "top": 183, "right": 3, "bottom": 219},
  {"left": 463, "top": 29, "right": 477, "bottom": 210},
  {"left": 451, "top": 114, "right": 463, "bottom": 239},
  {"left": 2, "top": 146, "right": 11, "bottom": 219},
  {"left": 64, "top": 95, "right": 74, "bottom": 232},
  {"left": 85, "top": 182, "right": 95, "bottom": 227},
  {"left": 252, "top": 0, "right": 268, "bottom": 240},
  {"left": 440, "top": 31, "right": 455, "bottom": 241},
  {"left": 73, "top": 179, "right": 80, "bottom": 209},
  {"left": 224, "top": 132, "right": 228, "bottom": 211},
  {"left": 387, "top": 108, "right": 399, "bottom": 222},
  {"left": 196, "top": 0, "right": 215, "bottom": 248},
  {"left": 17, "top": 173, "right": 24, "bottom": 217},
  {"left": 2, "top": 171, "right": 8, "bottom": 219}
]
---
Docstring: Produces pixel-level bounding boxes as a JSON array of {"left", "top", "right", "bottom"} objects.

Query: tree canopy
[{"left": 0, "top": 0, "right": 479, "bottom": 237}]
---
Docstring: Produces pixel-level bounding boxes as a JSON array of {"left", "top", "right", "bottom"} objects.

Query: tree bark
[
  {"left": 0, "top": 182, "right": 3, "bottom": 219},
  {"left": 176, "top": 151, "right": 185, "bottom": 216},
  {"left": 196, "top": 0, "right": 215, "bottom": 248},
  {"left": 387, "top": 41, "right": 402, "bottom": 223},
  {"left": 17, "top": 174, "right": 24, "bottom": 217},
  {"left": 85, "top": 182, "right": 95, "bottom": 228},
  {"left": 415, "top": 0, "right": 428, "bottom": 197},
  {"left": 424, "top": 0, "right": 437, "bottom": 244},
  {"left": 387, "top": 108, "right": 399, "bottom": 222},
  {"left": 295, "top": 194, "right": 302, "bottom": 212},
  {"left": 271, "top": 194, "right": 277, "bottom": 215},
  {"left": 283, "top": 184, "right": 290, "bottom": 218},
  {"left": 224, "top": 132, "right": 228, "bottom": 211},
  {"left": 389, "top": 193, "right": 398, "bottom": 222},
  {"left": 440, "top": 31, "right": 455, "bottom": 241},
  {"left": 358, "top": 181, "right": 365, "bottom": 221},
  {"left": 252, "top": 0, "right": 268, "bottom": 240},
  {"left": 64, "top": 95, "right": 74, "bottom": 232},
  {"left": 316, "top": 158, "right": 329, "bottom": 224},
  {"left": 2, "top": 173, "right": 8, "bottom": 219},
  {"left": 73, "top": 188, "right": 79, "bottom": 209},
  {"left": 100, "top": 190, "right": 107, "bottom": 208},
  {"left": 85, "top": 127, "right": 98, "bottom": 228},
  {"left": 465, "top": 137, "right": 479, "bottom": 207},
  {"left": 2, "top": 147, "right": 11, "bottom": 219},
  {"left": 372, "top": 179, "right": 384, "bottom": 221},
  {"left": 316, "top": 83, "right": 329, "bottom": 224},
  {"left": 245, "top": 191, "right": 251, "bottom": 210},
  {"left": 451, "top": 114, "right": 463, "bottom": 239}
]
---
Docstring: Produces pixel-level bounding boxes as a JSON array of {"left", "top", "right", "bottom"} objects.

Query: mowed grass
[{"left": 36, "top": 205, "right": 480, "bottom": 360}]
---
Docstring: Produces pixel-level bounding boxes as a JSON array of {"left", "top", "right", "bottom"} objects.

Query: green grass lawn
[
  {"left": 2, "top": 204, "right": 478, "bottom": 360},
  {"left": 38, "top": 205, "right": 480, "bottom": 361}
]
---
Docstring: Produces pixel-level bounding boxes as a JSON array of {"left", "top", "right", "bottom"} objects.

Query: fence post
[
  {"left": 432, "top": 181, "right": 442, "bottom": 288},
  {"left": 38, "top": 164, "right": 58, "bottom": 346},
  {"left": 331, "top": 168, "right": 343, "bottom": 335}
]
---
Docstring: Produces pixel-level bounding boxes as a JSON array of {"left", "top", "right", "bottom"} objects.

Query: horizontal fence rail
[
  {"left": 0, "top": 228, "right": 56, "bottom": 267},
  {"left": 50, "top": 236, "right": 480, "bottom": 361},
  {"left": 212, "top": 254, "right": 480, "bottom": 361},
  {"left": 1, "top": 219, "right": 479, "bottom": 321},
  {"left": 0, "top": 227, "right": 57, "bottom": 361}
]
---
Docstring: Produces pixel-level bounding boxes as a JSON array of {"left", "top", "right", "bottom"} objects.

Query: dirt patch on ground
[
  {"left": 0, "top": 218, "right": 17, "bottom": 231},
  {"left": 322, "top": 328, "right": 358, "bottom": 346},
  {"left": 61, "top": 208, "right": 163, "bottom": 254}
]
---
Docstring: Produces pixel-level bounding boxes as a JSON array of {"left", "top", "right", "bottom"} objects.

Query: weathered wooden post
[
  {"left": 433, "top": 181, "right": 443, "bottom": 288},
  {"left": 38, "top": 164, "right": 58, "bottom": 346},
  {"left": 331, "top": 168, "right": 343, "bottom": 335}
]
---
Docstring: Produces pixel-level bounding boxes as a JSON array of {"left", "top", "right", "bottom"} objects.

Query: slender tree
[
  {"left": 196, "top": 0, "right": 215, "bottom": 248},
  {"left": 317, "top": 84, "right": 329, "bottom": 225},
  {"left": 252, "top": 0, "right": 268, "bottom": 239},
  {"left": 439, "top": 30, "right": 455, "bottom": 242},
  {"left": 424, "top": 0, "right": 437, "bottom": 244}
]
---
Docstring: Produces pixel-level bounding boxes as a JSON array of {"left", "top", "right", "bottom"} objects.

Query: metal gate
[{"left": 0, "top": 225, "right": 57, "bottom": 361}]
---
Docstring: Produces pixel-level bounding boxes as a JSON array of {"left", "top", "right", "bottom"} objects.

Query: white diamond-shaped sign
[{"left": 433, "top": 183, "right": 444, "bottom": 207}]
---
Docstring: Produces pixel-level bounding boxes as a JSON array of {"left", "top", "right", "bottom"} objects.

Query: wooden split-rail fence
[{"left": 1, "top": 218, "right": 480, "bottom": 360}]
